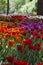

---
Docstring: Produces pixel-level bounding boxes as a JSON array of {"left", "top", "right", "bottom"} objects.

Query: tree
[
  {"left": 9, "top": 0, "right": 37, "bottom": 14},
  {"left": 0, "top": 0, "right": 6, "bottom": 13},
  {"left": 19, "top": 0, "right": 37, "bottom": 14}
]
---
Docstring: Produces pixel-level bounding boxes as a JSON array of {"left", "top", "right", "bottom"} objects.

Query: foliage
[
  {"left": 0, "top": 0, "right": 37, "bottom": 14},
  {"left": 0, "top": 0, "right": 6, "bottom": 13}
]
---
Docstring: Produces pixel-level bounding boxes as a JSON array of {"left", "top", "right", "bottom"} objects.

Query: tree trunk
[
  {"left": 37, "top": 0, "right": 43, "bottom": 15},
  {"left": 7, "top": 0, "right": 9, "bottom": 15}
]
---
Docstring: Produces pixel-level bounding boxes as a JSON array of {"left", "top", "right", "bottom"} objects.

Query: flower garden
[{"left": 0, "top": 15, "right": 43, "bottom": 65}]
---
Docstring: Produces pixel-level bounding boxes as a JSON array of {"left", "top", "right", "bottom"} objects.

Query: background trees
[
  {"left": 9, "top": 0, "right": 37, "bottom": 14},
  {"left": 0, "top": 0, "right": 37, "bottom": 14},
  {"left": 0, "top": 0, "right": 6, "bottom": 13}
]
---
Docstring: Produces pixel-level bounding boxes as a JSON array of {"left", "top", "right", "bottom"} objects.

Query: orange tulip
[
  {"left": 4, "top": 33, "right": 10, "bottom": 38},
  {"left": 16, "top": 36, "right": 21, "bottom": 42},
  {"left": 8, "top": 40, "right": 14, "bottom": 47}
]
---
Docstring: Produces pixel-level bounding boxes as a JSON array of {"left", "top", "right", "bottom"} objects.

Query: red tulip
[
  {"left": 22, "top": 38, "right": 32, "bottom": 45},
  {"left": 13, "top": 60, "right": 30, "bottom": 65},
  {"left": 36, "top": 43, "right": 41, "bottom": 50},
  {"left": 31, "top": 31, "right": 38, "bottom": 36},
  {"left": 6, "top": 56, "right": 14, "bottom": 62},
  {"left": 17, "top": 45, "right": 23, "bottom": 52},
  {"left": 11, "top": 15, "right": 24, "bottom": 20},
  {"left": 40, "top": 36, "right": 43, "bottom": 40},
  {"left": 22, "top": 32, "right": 26, "bottom": 36},
  {"left": 36, "top": 62, "right": 43, "bottom": 65},
  {"left": 40, "top": 30, "right": 43, "bottom": 34}
]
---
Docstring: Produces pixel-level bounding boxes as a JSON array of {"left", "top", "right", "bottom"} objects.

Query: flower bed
[
  {"left": 0, "top": 25, "right": 43, "bottom": 65},
  {"left": 0, "top": 15, "right": 43, "bottom": 65}
]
